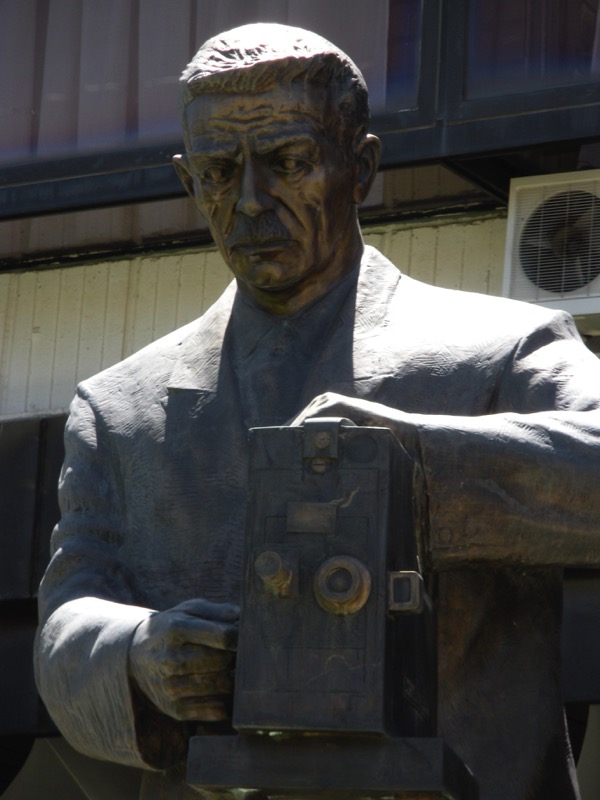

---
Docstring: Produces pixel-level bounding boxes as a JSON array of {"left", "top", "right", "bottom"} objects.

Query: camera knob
[
  {"left": 313, "top": 555, "right": 371, "bottom": 615},
  {"left": 254, "top": 550, "right": 293, "bottom": 596}
]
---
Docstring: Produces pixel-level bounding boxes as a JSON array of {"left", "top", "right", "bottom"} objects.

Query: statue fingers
[
  {"left": 165, "top": 670, "right": 233, "bottom": 699},
  {"left": 159, "top": 643, "right": 235, "bottom": 676},
  {"left": 290, "top": 392, "right": 368, "bottom": 426},
  {"left": 167, "top": 614, "right": 239, "bottom": 651},
  {"left": 173, "top": 598, "right": 240, "bottom": 623},
  {"left": 162, "top": 672, "right": 234, "bottom": 721}
]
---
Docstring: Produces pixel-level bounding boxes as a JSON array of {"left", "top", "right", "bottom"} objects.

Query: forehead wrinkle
[
  {"left": 190, "top": 123, "right": 324, "bottom": 160},
  {"left": 208, "top": 95, "right": 324, "bottom": 119},
  {"left": 187, "top": 130, "right": 239, "bottom": 159},
  {"left": 184, "top": 86, "right": 331, "bottom": 155},
  {"left": 196, "top": 106, "right": 323, "bottom": 130},
  {"left": 189, "top": 91, "right": 325, "bottom": 129}
]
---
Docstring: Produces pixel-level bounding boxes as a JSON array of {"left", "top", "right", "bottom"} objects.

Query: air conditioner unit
[{"left": 503, "top": 169, "right": 600, "bottom": 324}]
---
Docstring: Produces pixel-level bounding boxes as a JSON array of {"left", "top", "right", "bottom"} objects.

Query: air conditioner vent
[{"left": 504, "top": 170, "right": 600, "bottom": 317}]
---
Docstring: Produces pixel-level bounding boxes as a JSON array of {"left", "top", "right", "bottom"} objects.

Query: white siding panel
[
  {"left": 50, "top": 267, "right": 85, "bottom": 409},
  {"left": 460, "top": 216, "right": 507, "bottom": 296},
  {"left": 388, "top": 229, "right": 413, "bottom": 276},
  {"left": 0, "top": 273, "right": 19, "bottom": 413},
  {"left": 102, "top": 261, "right": 131, "bottom": 369},
  {"left": 0, "top": 214, "right": 507, "bottom": 417},
  {"left": 3, "top": 278, "right": 23, "bottom": 411},
  {"left": 173, "top": 249, "right": 230, "bottom": 326},
  {"left": 407, "top": 226, "right": 437, "bottom": 286},
  {"left": 364, "top": 213, "right": 507, "bottom": 294},
  {"left": 27, "top": 271, "right": 61, "bottom": 412},
  {"left": 78, "top": 264, "right": 111, "bottom": 379},
  {"left": 176, "top": 251, "right": 205, "bottom": 328},
  {"left": 153, "top": 255, "right": 182, "bottom": 340},
  {"left": 127, "top": 257, "right": 160, "bottom": 355},
  {"left": 484, "top": 218, "right": 507, "bottom": 297},
  {"left": 434, "top": 224, "right": 463, "bottom": 290},
  {"left": 3, "top": 271, "right": 37, "bottom": 414},
  {"left": 200, "top": 250, "right": 232, "bottom": 310}
]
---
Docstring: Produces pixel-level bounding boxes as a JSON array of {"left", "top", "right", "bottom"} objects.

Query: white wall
[
  {"left": 0, "top": 250, "right": 230, "bottom": 417},
  {"left": 0, "top": 211, "right": 507, "bottom": 418}
]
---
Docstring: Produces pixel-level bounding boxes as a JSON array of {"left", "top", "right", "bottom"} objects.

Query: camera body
[
  {"left": 188, "top": 420, "right": 477, "bottom": 798},
  {"left": 233, "top": 418, "right": 435, "bottom": 738}
]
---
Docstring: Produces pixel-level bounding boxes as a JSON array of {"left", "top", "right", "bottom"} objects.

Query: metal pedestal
[{"left": 187, "top": 735, "right": 477, "bottom": 799}]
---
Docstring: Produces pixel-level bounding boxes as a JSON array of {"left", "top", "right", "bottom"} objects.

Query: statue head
[
  {"left": 178, "top": 23, "right": 370, "bottom": 156},
  {"left": 173, "top": 23, "right": 381, "bottom": 315}
]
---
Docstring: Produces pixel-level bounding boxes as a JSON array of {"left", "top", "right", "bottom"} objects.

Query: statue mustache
[{"left": 226, "top": 215, "right": 291, "bottom": 248}]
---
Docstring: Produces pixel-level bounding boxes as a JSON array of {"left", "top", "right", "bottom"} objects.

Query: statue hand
[
  {"left": 290, "top": 392, "right": 376, "bottom": 427},
  {"left": 128, "top": 598, "right": 239, "bottom": 722},
  {"left": 292, "top": 391, "right": 403, "bottom": 430},
  {"left": 291, "top": 392, "right": 421, "bottom": 454}
]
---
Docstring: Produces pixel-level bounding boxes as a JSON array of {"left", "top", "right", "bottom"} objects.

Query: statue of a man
[{"left": 35, "top": 23, "right": 600, "bottom": 800}]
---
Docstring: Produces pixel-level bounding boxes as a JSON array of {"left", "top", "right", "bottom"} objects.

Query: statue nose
[{"left": 235, "top": 160, "right": 271, "bottom": 217}]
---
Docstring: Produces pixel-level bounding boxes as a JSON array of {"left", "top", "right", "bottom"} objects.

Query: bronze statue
[{"left": 35, "top": 23, "right": 600, "bottom": 800}]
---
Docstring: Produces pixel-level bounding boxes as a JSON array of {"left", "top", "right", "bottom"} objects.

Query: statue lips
[
  {"left": 228, "top": 237, "right": 302, "bottom": 293},
  {"left": 232, "top": 239, "right": 294, "bottom": 261}
]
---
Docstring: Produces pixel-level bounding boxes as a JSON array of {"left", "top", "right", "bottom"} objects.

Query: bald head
[{"left": 179, "top": 23, "right": 370, "bottom": 148}]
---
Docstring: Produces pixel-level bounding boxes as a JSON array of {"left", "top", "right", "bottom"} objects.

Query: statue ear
[
  {"left": 352, "top": 134, "right": 381, "bottom": 205},
  {"left": 173, "top": 154, "right": 196, "bottom": 200}
]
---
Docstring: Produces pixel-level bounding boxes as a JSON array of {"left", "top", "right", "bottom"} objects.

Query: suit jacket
[{"left": 35, "top": 246, "right": 600, "bottom": 800}]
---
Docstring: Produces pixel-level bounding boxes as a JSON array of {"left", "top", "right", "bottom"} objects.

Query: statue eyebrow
[
  {"left": 188, "top": 134, "right": 320, "bottom": 165},
  {"left": 188, "top": 139, "right": 240, "bottom": 162},
  {"left": 254, "top": 134, "right": 320, "bottom": 157}
]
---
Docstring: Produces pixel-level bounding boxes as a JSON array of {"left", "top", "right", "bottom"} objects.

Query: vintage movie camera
[{"left": 188, "top": 419, "right": 477, "bottom": 799}]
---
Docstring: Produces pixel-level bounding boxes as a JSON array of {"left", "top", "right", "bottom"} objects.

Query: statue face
[{"left": 175, "top": 83, "right": 371, "bottom": 313}]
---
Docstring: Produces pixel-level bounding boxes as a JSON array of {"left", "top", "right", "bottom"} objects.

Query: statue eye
[
  {"left": 274, "top": 156, "right": 307, "bottom": 176},
  {"left": 202, "top": 163, "right": 234, "bottom": 184}
]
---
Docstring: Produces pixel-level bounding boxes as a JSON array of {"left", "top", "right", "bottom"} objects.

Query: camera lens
[
  {"left": 326, "top": 567, "right": 353, "bottom": 594},
  {"left": 314, "top": 556, "right": 371, "bottom": 615}
]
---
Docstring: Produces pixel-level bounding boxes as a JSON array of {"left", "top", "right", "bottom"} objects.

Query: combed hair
[{"left": 179, "top": 23, "right": 370, "bottom": 146}]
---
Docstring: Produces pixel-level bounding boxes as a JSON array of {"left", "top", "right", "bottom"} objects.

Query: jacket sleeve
[
  {"left": 34, "top": 389, "right": 190, "bottom": 770},
  {"left": 414, "top": 311, "right": 600, "bottom": 568}
]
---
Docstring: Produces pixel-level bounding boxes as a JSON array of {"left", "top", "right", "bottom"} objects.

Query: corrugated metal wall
[
  {"left": 1, "top": 0, "right": 390, "bottom": 164},
  {"left": 0, "top": 213, "right": 507, "bottom": 418}
]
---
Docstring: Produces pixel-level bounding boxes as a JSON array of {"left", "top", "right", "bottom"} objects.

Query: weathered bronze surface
[
  {"left": 232, "top": 420, "right": 433, "bottom": 738},
  {"left": 34, "top": 21, "right": 600, "bottom": 800},
  {"left": 187, "top": 736, "right": 477, "bottom": 800},
  {"left": 188, "top": 419, "right": 457, "bottom": 798}
]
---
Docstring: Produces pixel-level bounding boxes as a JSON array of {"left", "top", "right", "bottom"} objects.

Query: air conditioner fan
[
  {"left": 503, "top": 169, "right": 600, "bottom": 316},
  {"left": 519, "top": 189, "right": 600, "bottom": 293}
]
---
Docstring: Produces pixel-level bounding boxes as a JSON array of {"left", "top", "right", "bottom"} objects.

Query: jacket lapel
[
  {"left": 303, "top": 246, "right": 403, "bottom": 399},
  {"left": 166, "top": 280, "right": 236, "bottom": 394},
  {"left": 162, "top": 279, "right": 248, "bottom": 493}
]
